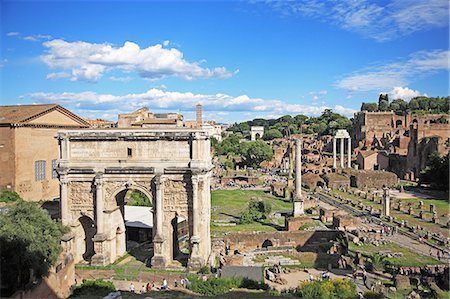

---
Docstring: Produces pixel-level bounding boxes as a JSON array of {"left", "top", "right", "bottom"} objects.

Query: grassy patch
[
  {"left": 211, "top": 190, "right": 292, "bottom": 236},
  {"left": 348, "top": 242, "right": 443, "bottom": 267}
]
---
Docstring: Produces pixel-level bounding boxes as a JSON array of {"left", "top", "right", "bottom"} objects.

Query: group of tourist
[{"left": 128, "top": 277, "right": 191, "bottom": 294}]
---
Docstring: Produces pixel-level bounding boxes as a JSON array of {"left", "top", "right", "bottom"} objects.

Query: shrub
[
  {"left": 70, "top": 279, "right": 116, "bottom": 297},
  {"left": 295, "top": 279, "right": 357, "bottom": 299},
  {"left": 186, "top": 274, "right": 267, "bottom": 296},
  {"left": 363, "top": 291, "right": 384, "bottom": 299},
  {"left": 239, "top": 199, "right": 272, "bottom": 224},
  {"left": 0, "top": 190, "right": 21, "bottom": 202}
]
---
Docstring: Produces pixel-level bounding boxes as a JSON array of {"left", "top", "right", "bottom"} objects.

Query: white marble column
[
  {"left": 95, "top": 174, "right": 104, "bottom": 235},
  {"left": 293, "top": 139, "right": 304, "bottom": 216},
  {"left": 155, "top": 175, "right": 166, "bottom": 239},
  {"left": 60, "top": 174, "right": 69, "bottom": 226},
  {"left": 333, "top": 138, "right": 337, "bottom": 169},
  {"left": 347, "top": 137, "right": 351, "bottom": 168},
  {"left": 191, "top": 175, "right": 199, "bottom": 240},
  {"left": 340, "top": 138, "right": 344, "bottom": 168},
  {"left": 151, "top": 175, "right": 167, "bottom": 268}
]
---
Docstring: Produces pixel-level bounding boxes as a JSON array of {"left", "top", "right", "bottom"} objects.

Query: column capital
[
  {"left": 155, "top": 174, "right": 167, "bottom": 186},
  {"left": 95, "top": 173, "right": 104, "bottom": 187},
  {"left": 191, "top": 175, "right": 199, "bottom": 185},
  {"left": 60, "top": 175, "right": 69, "bottom": 185}
]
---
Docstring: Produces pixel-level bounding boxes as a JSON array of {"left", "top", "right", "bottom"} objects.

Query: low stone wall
[
  {"left": 333, "top": 214, "right": 359, "bottom": 231},
  {"left": 224, "top": 230, "right": 343, "bottom": 253},
  {"left": 350, "top": 170, "right": 398, "bottom": 189},
  {"left": 285, "top": 216, "right": 313, "bottom": 231}
]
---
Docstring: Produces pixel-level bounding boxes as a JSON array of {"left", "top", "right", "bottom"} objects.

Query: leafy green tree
[
  {"left": 361, "top": 102, "right": 378, "bottom": 111},
  {"left": 389, "top": 99, "right": 408, "bottom": 112},
  {"left": 408, "top": 98, "right": 420, "bottom": 111},
  {"left": 70, "top": 279, "right": 116, "bottom": 298},
  {"left": 295, "top": 279, "right": 357, "bottom": 299},
  {"left": 419, "top": 152, "right": 449, "bottom": 190},
  {"left": 263, "top": 128, "right": 283, "bottom": 140},
  {"left": 239, "top": 199, "right": 272, "bottom": 224},
  {"left": 127, "top": 190, "right": 151, "bottom": 206},
  {"left": 0, "top": 201, "right": 68, "bottom": 294},
  {"left": 223, "top": 159, "right": 234, "bottom": 170},
  {"left": 0, "top": 190, "right": 21, "bottom": 202},
  {"left": 239, "top": 140, "right": 273, "bottom": 168}
]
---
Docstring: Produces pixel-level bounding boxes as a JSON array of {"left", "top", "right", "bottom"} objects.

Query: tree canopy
[
  {"left": 227, "top": 109, "right": 351, "bottom": 139},
  {"left": 0, "top": 200, "right": 68, "bottom": 294},
  {"left": 419, "top": 152, "right": 449, "bottom": 190},
  {"left": 361, "top": 95, "right": 449, "bottom": 114}
]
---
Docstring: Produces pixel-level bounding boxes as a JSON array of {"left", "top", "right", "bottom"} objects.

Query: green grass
[
  {"left": 211, "top": 189, "right": 292, "bottom": 236},
  {"left": 348, "top": 242, "right": 443, "bottom": 267}
]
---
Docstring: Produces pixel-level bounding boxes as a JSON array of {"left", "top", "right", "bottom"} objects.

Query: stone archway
[{"left": 58, "top": 129, "right": 213, "bottom": 270}]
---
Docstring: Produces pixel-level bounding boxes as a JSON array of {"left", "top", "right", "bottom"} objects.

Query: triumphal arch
[{"left": 57, "top": 128, "right": 212, "bottom": 270}]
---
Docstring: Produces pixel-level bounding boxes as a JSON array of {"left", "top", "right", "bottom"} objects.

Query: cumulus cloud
[
  {"left": 40, "top": 39, "right": 234, "bottom": 82},
  {"left": 387, "top": 87, "right": 422, "bottom": 101},
  {"left": 336, "top": 49, "right": 449, "bottom": 92},
  {"left": 7, "top": 32, "right": 20, "bottom": 37},
  {"left": 46, "top": 72, "right": 71, "bottom": 80},
  {"left": 22, "top": 88, "right": 356, "bottom": 119},
  {"left": 24, "top": 34, "right": 52, "bottom": 42},
  {"left": 264, "top": 0, "right": 449, "bottom": 42}
]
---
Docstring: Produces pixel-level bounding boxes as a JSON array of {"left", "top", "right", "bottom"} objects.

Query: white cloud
[
  {"left": 334, "top": 105, "right": 357, "bottom": 116},
  {"left": 46, "top": 72, "right": 71, "bottom": 80},
  {"left": 163, "top": 40, "right": 170, "bottom": 47},
  {"left": 24, "top": 34, "right": 52, "bottom": 42},
  {"left": 387, "top": 87, "right": 422, "bottom": 101},
  {"left": 264, "top": 0, "right": 449, "bottom": 42},
  {"left": 336, "top": 49, "right": 449, "bottom": 92},
  {"left": 109, "top": 76, "right": 132, "bottom": 82},
  {"left": 7, "top": 32, "right": 20, "bottom": 37},
  {"left": 41, "top": 39, "right": 234, "bottom": 82},
  {"left": 23, "top": 88, "right": 355, "bottom": 119}
]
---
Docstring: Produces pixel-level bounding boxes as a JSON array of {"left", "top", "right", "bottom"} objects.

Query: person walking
[{"left": 129, "top": 282, "right": 135, "bottom": 293}]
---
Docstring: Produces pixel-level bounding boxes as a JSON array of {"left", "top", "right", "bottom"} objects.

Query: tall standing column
[
  {"left": 188, "top": 174, "right": 203, "bottom": 270},
  {"left": 60, "top": 173, "right": 69, "bottom": 226},
  {"left": 347, "top": 137, "right": 351, "bottom": 168},
  {"left": 151, "top": 175, "right": 168, "bottom": 269},
  {"left": 333, "top": 138, "right": 337, "bottom": 169},
  {"left": 91, "top": 173, "right": 108, "bottom": 266},
  {"left": 95, "top": 173, "right": 104, "bottom": 235},
  {"left": 293, "top": 139, "right": 304, "bottom": 216},
  {"left": 340, "top": 138, "right": 344, "bottom": 168},
  {"left": 382, "top": 187, "right": 390, "bottom": 217}
]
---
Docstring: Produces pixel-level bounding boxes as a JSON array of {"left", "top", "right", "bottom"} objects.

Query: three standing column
[{"left": 333, "top": 138, "right": 337, "bottom": 169}]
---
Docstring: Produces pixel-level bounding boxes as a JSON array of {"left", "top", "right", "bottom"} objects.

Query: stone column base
[
  {"left": 187, "top": 256, "right": 204, "bottom": 271},
  {"left": 151, "top": 255, "right": 168, "bottom": 269},
  {"left": 91, "top": 253, "right": 108, "bottom": 266},
  {"left": 91, "top": 233, "right": 109, "bottom": 266}
]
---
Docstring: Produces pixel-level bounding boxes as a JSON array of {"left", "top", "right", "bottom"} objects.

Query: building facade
[{"left": 0, "top": 104, "right": 89, "bottom": 201}]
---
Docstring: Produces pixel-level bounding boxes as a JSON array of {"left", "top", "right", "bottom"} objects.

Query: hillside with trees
[
  {"left": 227, "top": 109, "right": 352, "bottom": 141},
  {"left": 361, "top": 94, "right": 449, "bottom": 114}
]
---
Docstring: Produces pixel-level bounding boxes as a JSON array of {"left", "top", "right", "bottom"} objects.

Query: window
[
  {"left": 127, "top": 148, "right": 132, "bottom": 157},
  {"left": 35, "top": 160, "right": 46, "bottom": 181},
  {"left": 52, "top": 159, "right": 58, "bottom": 179}
]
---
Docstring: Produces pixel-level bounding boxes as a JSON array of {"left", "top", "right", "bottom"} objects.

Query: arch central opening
[{"left": 114, "top": 188, "right": 153, "bottom": 261}]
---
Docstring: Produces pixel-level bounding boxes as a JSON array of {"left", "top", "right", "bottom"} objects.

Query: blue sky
[{"left": 1, "top": 0, "right": 449, "bottom": 123}]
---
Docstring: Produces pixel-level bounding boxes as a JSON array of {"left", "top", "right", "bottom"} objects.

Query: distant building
[
  {"left": 0, "top": 104, "right": 89, "bottom": 201},
  {"left": 356, "top": 150, "right": 389, "bottom": 170},
  {"left": 117, "top": 107, "right": 183, "bottom": 128},
  {"left": 85, "top": 118, "right": 116, "bottom": 128}
]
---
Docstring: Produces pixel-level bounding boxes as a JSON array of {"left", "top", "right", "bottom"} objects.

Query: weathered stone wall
[
  {"left": 0, "top": 127, "right": 15, "bottom": 191},
  {"left": 350, "top": 170, "right": 398, "bottom": 189},
  {"left": 224, "top": 230, "right": 342, "bottom": 253},
  {"left": 14, "top": 127, "right": 61, "bottom": 201},
  {"left": 285, "top": 216, "right": 312, "bottom": 231}
]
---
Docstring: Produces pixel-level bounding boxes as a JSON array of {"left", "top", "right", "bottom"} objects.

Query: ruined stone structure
[
  {"left": 250, "top": 126, "right": 264, "bottom": 141},
  {"left": 382, "top": 187, "right": 391, "bottom": 217},
  {"left": 352, "top": 111, "right": 449, "bottom": 180},
  {"left": 57, "top": 128, "right": 212, "bottom": 270}
]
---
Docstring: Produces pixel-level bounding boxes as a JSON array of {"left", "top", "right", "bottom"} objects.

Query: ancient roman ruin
[{"left": 57, "top": 128, "right": 213, "bottom": 270}]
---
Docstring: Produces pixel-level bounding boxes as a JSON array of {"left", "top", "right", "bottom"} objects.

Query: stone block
[{"left": 395, "top": 275, "right": 411, "bottom": 290}]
